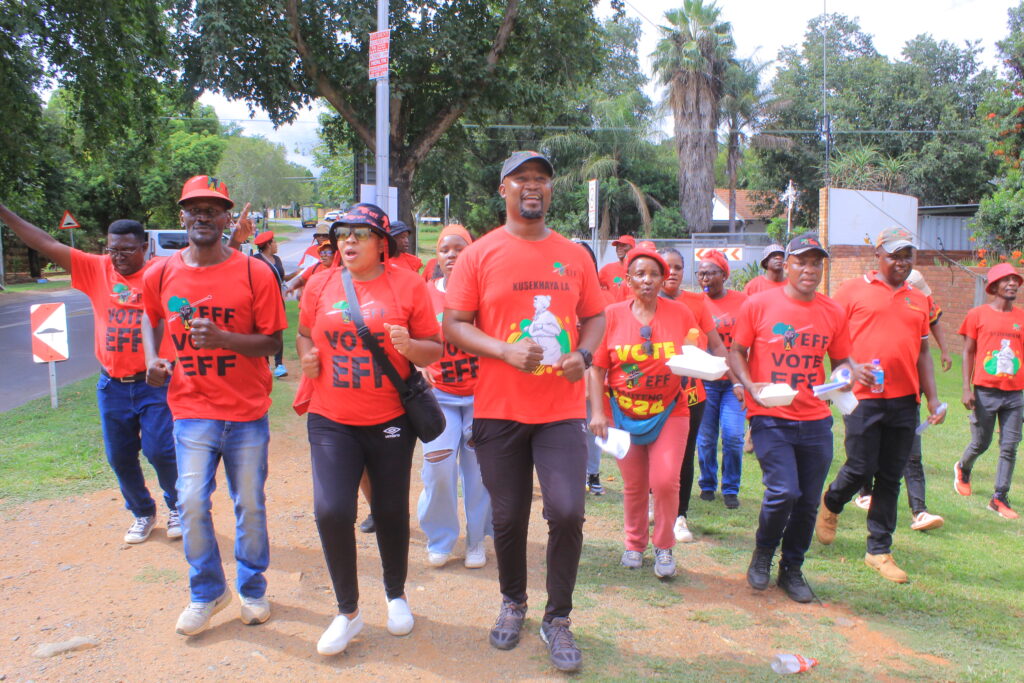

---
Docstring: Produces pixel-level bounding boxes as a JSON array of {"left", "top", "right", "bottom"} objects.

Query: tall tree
[
  {"left": 216, "top": 136, "right": 312, "bottom": 214},
  {"left": 173, "top": 0, "right": 603, "bottom": 227},
  {"left": 652, "top": 0, "right": 735, "bottom": 233}
]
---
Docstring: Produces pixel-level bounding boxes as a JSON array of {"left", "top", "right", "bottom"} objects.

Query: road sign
[
  {"left": 30, "top": 303, "right": 69, "bottom": 363},
  {"left": 369, "top": 29, "right": 391, "bottom": 79},
  {"left": 694, "top": 247, "right": 743, "bottom": 261},
  {"left": 58, "top": 210, "right": 80, "bottom": 230}
]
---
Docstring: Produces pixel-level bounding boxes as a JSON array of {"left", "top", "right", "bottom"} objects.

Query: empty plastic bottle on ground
[{"left": 770, "top": 653, "right": 818, "bottom": 674}]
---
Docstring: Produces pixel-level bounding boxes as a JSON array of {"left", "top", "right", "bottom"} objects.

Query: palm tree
[{"left": 652, "top": 0, "right": 736, "bottom": 233}]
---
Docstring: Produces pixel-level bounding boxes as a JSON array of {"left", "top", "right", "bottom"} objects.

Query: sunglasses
[
  {"left": 104, "top": 246, "right": 141, "bottom": 257},
  {"left": 337, "top": 227, "right": 376, "bottom": 241},
  {"left": 182, "top": 206, "right": 227, "bottom": 218},
  {"left": 639, "top": 325, "right": 653, "bottom": 356}
]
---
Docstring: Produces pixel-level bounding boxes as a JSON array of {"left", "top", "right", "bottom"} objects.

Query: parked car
[
  {"left": 146, "top": 229, "right": 252, "bottom": 259},
  {"left": 323, "top": 210, "right": 343, "bottom": 223}
]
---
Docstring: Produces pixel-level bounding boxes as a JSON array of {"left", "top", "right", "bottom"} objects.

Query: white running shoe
[
  {"left": 910, "top": 511, "right": 944, "bottom": 531},
  {"left": 175, "top": 590, "right": 232, "bottom": 636},
  {"left": 387, "top": 597, "right": 414, "bottom": 636},
  {"left": 854, "top": 495, "right": 872, "bottom": 510},
  {"left": 654, "top": 547, "right": 676, "bottom": 578},
  {"left": 124, "top": 515, "right": 155, "bottom": 544},
  {"left": 427, "top": 551, "right": 449, "bottom": 568},
  {"left": 240, "top": 596, "right": 271, "bottom": 625},
  {"left": 673, "top": 515, "right": 694, "bottom": 543},
  {"left": 166, "top": 510, "right": 182, "bottom": 540},
  {"left": 317, "top": 612, "right": 364, "bottom": 655},
  {"left": 465, "top": 542, "right": 487, "bottom": 569}
]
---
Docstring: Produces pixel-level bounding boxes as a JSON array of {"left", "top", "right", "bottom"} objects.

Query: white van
[{"left": 146, "top": 230, "right": 252, "bottom": 259}]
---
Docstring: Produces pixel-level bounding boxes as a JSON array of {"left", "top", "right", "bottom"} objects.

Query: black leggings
[
  {"left": 678, "top": 400, "right": 705, "bottom": 517},
  {"left": 307, "top": 412, "right": 416, "bottom": 614}
]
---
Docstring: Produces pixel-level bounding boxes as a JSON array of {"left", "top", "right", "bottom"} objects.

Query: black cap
[
  {"left": 389, "top": 220, "right": 411, "bottom": 236},
  {"left": 785, "top": 233, "right": 829, "bottom": 258},
  {"left": 500, "top": 151, "right": 554, "bottom": 181}
]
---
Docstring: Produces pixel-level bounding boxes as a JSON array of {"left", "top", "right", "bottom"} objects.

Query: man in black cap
[
  {"left": 389, "top": 220, "right": 423, "bottom": 273},
  {"left": 444, "top": 150, "right": 606, "bottom": 673},
  {"left": 744, "top": 243, "right": 786, "bottom": 296}
]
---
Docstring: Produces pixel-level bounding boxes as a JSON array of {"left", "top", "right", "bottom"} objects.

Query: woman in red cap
[
  {"left": 295, "top": 203, "right": 442, "bottom": 655},
  {"left": 588, "top": 247, "right": 700, "bottom": 578},
  {"left": 695, "top": 250, "right": 748, "bottom": 509}
]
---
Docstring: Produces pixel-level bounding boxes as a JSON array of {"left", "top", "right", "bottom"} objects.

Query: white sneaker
[
  {"left": 465, "top": 542, "right": 486, "bottom": 569},
  {"left": 427, "top": 551, "right": 450, "bottom": 568},
  {"left": 317, "top": 612, "right": 363, "bottom": 655},
  {"left": 386, "top": 597, "right": 414, "bottom": 636},
  {"left": 620, "top": 549, "right": 643, "bottom": 569},
  {"left": 124, "top": 515, "right": 155, "bottom": 544},
  {"left": 910, "top": 511, "right": 944, "bottom": 531},
  {"left": 166, "top": 510, "right": 182, "bottom": 540},
  {"left": 240, "top": 595, "right": 271, "bottom": 625},
  {"left": 854, "top": 495, "right": 872, "bottom": 510},
  {"left": 175, "top": 590, "right": 232, "bottom": 635},
  {"left": 673, "top": 515, "right": 694, "bottom": 543},
  {"left": 654, "top": 547, "right": 676, "bottom": 578}
]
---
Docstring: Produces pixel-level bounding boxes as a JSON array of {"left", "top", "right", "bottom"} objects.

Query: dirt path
[{"left": 0, "top": 409, "right": 949, "bottom": 681}]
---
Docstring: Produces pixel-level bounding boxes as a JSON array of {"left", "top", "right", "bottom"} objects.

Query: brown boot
[
  {"left": 815, "top": 493, "right": 839, "bottom": 545},
  {"left": 864, "top": 553, "right": 908, "bottom": 583}
]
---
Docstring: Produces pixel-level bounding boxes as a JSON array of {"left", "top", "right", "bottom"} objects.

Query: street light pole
[{"left": 375, "top": 0, "right": 390, "bottom": 215}]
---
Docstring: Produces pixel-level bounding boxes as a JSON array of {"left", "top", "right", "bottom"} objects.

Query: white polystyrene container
[
  {"left": 666, "top": 346, "right": 729, "bottom": 381},
  {"left": 758, "top": 383, "right": 798, "bottom": 407}
]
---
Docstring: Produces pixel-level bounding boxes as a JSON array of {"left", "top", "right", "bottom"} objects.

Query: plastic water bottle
[
  {"left": 870, "top": 359, "right": 884, "bottom": 394},
  {"left": 771, "top": 653, "right": 819, "bottom": 674}
]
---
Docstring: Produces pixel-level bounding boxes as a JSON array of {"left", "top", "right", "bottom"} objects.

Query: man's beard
[{"left": 520, "top": 203, "right": 545, "bottom": 220}]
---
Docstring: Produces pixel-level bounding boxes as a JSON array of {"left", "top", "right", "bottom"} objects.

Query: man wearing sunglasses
[{"left": 0, "top": 203, "right": 183, "bottom": 547}]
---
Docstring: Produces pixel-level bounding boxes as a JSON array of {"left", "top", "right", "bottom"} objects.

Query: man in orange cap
[
  {"left": 955, "top": 263, "right": 1024, "bottom": 519},
  {"left": 598, "top": 234, "right": 635, "bottom": 300}
]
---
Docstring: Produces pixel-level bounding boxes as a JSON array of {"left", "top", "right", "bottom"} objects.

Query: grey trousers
[{"left": 959, "top": 386, "right": 1024, "bottom": 497}]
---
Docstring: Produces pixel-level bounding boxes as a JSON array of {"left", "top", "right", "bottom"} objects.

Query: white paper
[{"left": 596, "top": 427, "right": 631, "bottom": 460}]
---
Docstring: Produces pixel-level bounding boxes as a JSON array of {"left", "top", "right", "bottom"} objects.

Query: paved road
[{"left": 0, "top": 224, "right": 313, "bottom": 413}]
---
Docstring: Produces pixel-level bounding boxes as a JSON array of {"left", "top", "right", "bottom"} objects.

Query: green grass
[
  {"left": 1, "top": 278, "right": 73, "bottom": 294},
  {"left": 266, "top": 220, "right": 299, "bottom": 234}
]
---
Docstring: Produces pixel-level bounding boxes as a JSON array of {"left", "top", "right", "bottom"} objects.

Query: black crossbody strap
[{"left": 341, "top": 268, "right": 410, "bottom": 395}]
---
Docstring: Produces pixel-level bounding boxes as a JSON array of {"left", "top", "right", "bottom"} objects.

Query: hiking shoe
[
  {"left": 653, "top": 547, "right": 675, "bottom": 578},
  {"left": 386, "top": 597, "right": 414, "bottom": 636},
  {"left": 777, "top": 564, "right": 815, "bottom": 603},
  {"left": 989, "top": 495, "right": 1020, "bottom": 520},
  {"left": 747, "top": 546, "right": 774, "bottom": 591},
  {"left": 620, "top": 550, "right": 643, "bottom": 569},
  {"left": 699, "top": 490, "right": 715, "bottom": 502},
  {"left": 910, "top": 511, "right": 945, "bottom": 531},
  {"left": 673, "top": 515, "right": 694, "bottom": 543},
  {"left": 489, "top": 600, "right": 527, "bottom": 650},
  {"left": 954, "top": 462, "right": 972, "bottom": 496},
  {"left": 723, "top": 493, "right": 740, "bottom": 509},
  {"left": 175, "top": 590, "right": 232, "bottom": 635},
  {"left": 273, "top": 363, "right": 288, "bottom": 378},
  {"left": 587, "top": 473, "right": 605, "bottom": 496},
  {"left": 864, "top": 553, "right": 908, "bottom": 583},
  {"left": 854, "top": 494, "right": 872, "bottom": 510},
  {"left": 465, "top": 542, "right": 486, "bottom": 569},
  {"left": 815, "top": 494, "right": 839, "bottom": 545},
  {"left": 124, "top": 515, "right": 155, "bottom": 544},
  {"left": 166, "top": 510, "right": 182, "bottom": 540},
  {"left": 427, "top": 551, "right": 450, "bottom": 568},
  {"left": 540, "top": 617, "right": 583, "bottom": 673},
  {"left": 359, "top": 514, "right": 375, "bottom": 533},
  {"left": 317, "top": 612, "right": 363, "bottom": 655},
  {"left": 240, "top": 596, "right": 271, "bottom": 625}
]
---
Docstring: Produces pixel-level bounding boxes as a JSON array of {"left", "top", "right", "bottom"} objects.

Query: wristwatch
[{"left": 577, "top": 348, "right": 593, "bottom": 369}]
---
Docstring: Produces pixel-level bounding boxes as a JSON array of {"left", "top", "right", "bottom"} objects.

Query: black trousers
[
  {"left": 678, "top": 400, "right": 705, "bottom": 517},
  {"left": 472, "top": 418, "right": 587, "bottom": 622},
  {"left": 307, "top": 412, "right": 416, "bottom": 614},
  {"left": 824, "top": 396, "right": 918, "bottom": 555}
]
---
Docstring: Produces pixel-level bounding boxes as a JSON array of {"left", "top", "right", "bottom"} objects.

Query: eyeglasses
[
  {"left": 338, "top": 227, "right": 375, "bottom": 241},
  {"left": 639, "top": 325, "right": 653, "bottom": 356},
  {"left": 104, "top": 247, "right": 141, "bottom": 257},
  {"left": 695, "top": 269, "right": 723, "bottom": 279},
  {"left": 182, "top": 206, "right": 227, "bottom": 218}
]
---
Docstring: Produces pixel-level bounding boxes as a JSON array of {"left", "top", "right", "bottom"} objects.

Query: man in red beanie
[
  {"left": 142, "top": 175, "right": 287, "bottom": 636},
  {"left": 955, "top": 263, "right": 1024, "bottom": 519}
]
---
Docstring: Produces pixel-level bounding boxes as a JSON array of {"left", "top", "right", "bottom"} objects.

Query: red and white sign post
[
  {"left": 30, "top": 302, "right": 69, "bottom": 408},
  {"left": 369, "top": 29, "right": 391, "bottom": 80},
  {"left": 694, "top": 247, "right": 743, "bottom": 261}
]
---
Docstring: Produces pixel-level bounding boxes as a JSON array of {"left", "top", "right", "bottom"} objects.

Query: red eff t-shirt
[
  {"left": 390, "top": 252, "right": 423, "bottom": 273},
  {"left": 733, "top": 287, "right": 852, "bottom": 421},
  {"left": 595, "top": 299, "right": 699, "bottom": 419},
  {"left": 704, "top": 289, "right": 747, "bottom": 350},
  {"left": 445, "top": 227, "right": 606, "bottom": 423},
  {"left": 426, "top": 279, "right": 478, "bottom": 396},
  {"left": 598, "top": 261, "right": 627, "bottom": 292},
  {"left": 743, "top": 274, "right": 785, "bottom": 296},
  {"left": 833, "top": 273, "right": 931, "bottom": 401},
  {"left": 143, "top": 250, "right": 287, "bottom": 421},
  {"left": 959, "top": 304, "right": 1024, "bottom": 391},
  {"left": 71, "top": 250, "right": 159, "bottom": 376},
  {"left": 300, "top": 266, "right": 440, "bottom": 425},
  {"left": 676, "top": 290, "right": 716, "bottom": 405}
]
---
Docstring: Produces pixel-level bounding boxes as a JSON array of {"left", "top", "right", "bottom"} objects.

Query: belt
[{"left": 101, "top": 368, "right": 147, "bottom": 383}]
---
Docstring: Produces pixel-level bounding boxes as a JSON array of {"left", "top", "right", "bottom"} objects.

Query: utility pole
[{"left": 374, "top": 0, "right": 390, "bottom": 215}]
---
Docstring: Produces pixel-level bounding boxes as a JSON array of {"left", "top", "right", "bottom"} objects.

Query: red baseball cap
[
  {"left": 253, "top": 231, "right": 274, "bottom": 247},
  {"left": 638, "top": 240, "right": 657, "bottom": 250},
  {"left": 986, "top": 262, "right": 1023, "bottom": 293},
  {"left": 625, "top": 247, "right": 668, "bottom": 276},
  {"left": 612, "top": 235, "right": 636, "bottom": 248},
  {"left": 178, "top": 175, "right": 234, "bottom": 208}
]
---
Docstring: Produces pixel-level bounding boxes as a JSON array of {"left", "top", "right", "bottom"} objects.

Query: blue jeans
[
  {"left": 96, "top": 375, "right": 178, "bottom": 517},
  {"left": 417, "top": 390, "right": 493, "bottom": 555},
  {"left": 173, "top": 416, "right": 270, "bottom": 602},
  {"left": 697, "top": 379, "right": 746, "bottom": 495},
  {"left": 750, "top": 415, "right": 833, "bottom": 567},
  {"left": 585, "top": 400, "right": 602, "bottom": 476}
]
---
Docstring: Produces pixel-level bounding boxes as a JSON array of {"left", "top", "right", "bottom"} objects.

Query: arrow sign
[
  {"left": 58, "top": 210, "right": 80, "bottom": 230},
  {"left": 694, "top": 247, "right": 743, "bottom": 261},
  {"left": 30, "top": 303, "right": 69, "bottom": 362}
]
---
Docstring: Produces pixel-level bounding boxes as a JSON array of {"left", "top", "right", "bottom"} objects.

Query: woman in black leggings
[{"left": 296, "top": 204, "right": 441, "bottom": 656}]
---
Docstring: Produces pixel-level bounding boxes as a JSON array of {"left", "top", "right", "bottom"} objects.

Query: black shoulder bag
[{"left": 341, "top": 268, "right": 446, "bottom": 442}]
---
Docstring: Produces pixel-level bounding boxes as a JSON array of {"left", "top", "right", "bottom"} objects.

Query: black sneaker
[
  {"left": 540, "top": 617, "right": 582, "bottom": 672},
  {"left": 723, "top": 493, "right": 740, "bottom": 509},
  {"left": 747, "top": 546, "right": 773, "bottom": 591},
  {"left": 587, "top": 473, "right": 605, "bottom": 496},
  {"left": 359, "top": 514, "right": 376, "bottom": 533},
  {"left": 489, "top": 600, "right": 527, "bottom": 650},
  {"left": 777, "top": 564, "right": 815, "bottom": 603},
  {"left": 699, "top": 490, "right": 715, "bottom": 502}
]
